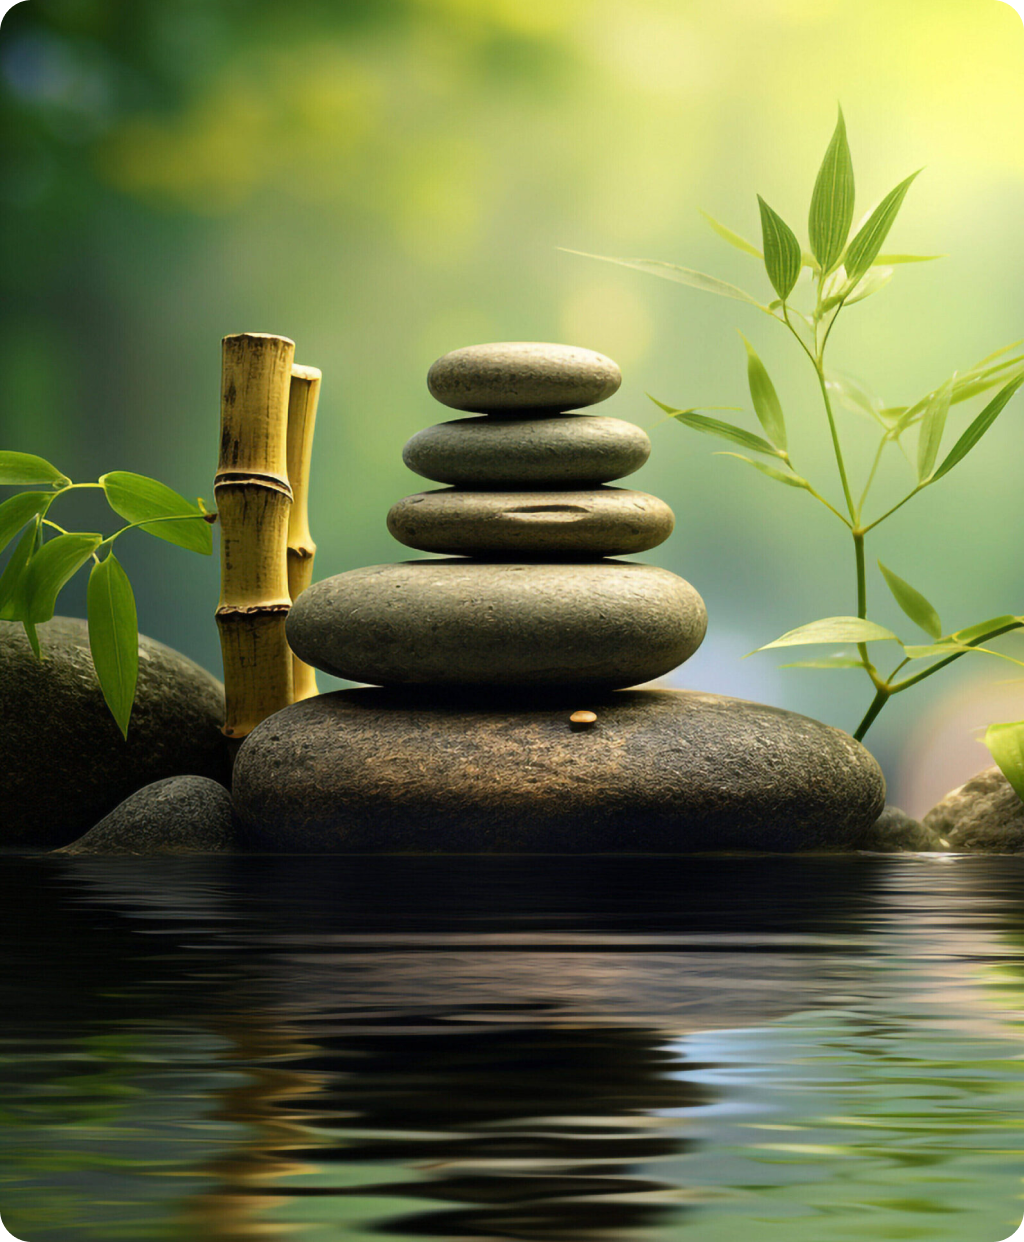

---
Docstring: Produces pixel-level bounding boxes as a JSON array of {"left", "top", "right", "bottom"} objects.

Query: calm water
[{"left": 3, "top": 854, "right": 1024, "bottom": 1242}]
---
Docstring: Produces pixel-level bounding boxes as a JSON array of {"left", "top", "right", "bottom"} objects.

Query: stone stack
[
  {"left": 232, "top": 342, "right": 886, "bottom": 853},
  {"left": 286, "top": 343, "right": 707, "bottom": 691}
]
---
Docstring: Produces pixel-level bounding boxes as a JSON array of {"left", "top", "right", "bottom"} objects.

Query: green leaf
[
  {"left": 843, "top": 266, "right": 893, "bottom": 306},
  {"left": 715, "top": 453, "right": 808, "bottom": 488},
  {"left": 754, "top": 616, "right": 900, "bottom": 653},
  {"left": 826, "top": 373, "right": 887, "bottom": 427},
  {"left": 930, "top": 373, "right": 1024, "bottom": 482},
  {"left": 916, "top": 375, "right": 953, "bottom": 482},
  {"left": 985, "top": 721, "right": 1024, "bottom": 803},
  {"left": 844, "top": 171, "right": 920, "bottom": 281},
  {"left": 878, "top": 561, "right": 942, "bottom": 639},
  {"left": 808, "top": 106, "right": 855, "bottom": 275},
  {"left": 650, "top": 398, "right": 783, "bottom": 457},
  {"left": 0, "top": 522, "right": 39, "bottom": 624},
  {"left": 903, "top": 642, "right": 968, "bottom": 659},
  {"left": 0, "top": 492, "right": 51, "bottom": 558},
  {"left": 101, "top": 471, "right": 212, "bottom": 555},
  {"left": 875, "top": 253, "right": 943, "bottom": 265},
  {"left": 21, "top": 531, "right": 101, "bottom": 622},
  {"left": 946, "top": 615, "right": 1021, "bottom": 645},
  {"left": 756, "top": 196, "right": 802, "bottom": 301},
  {"left": 558, "top": 250, "right": 768, "bottom": 309},
  {"left": 87, "top": 553, "right": 139, "bottom": 739},
  {"left": 0, "top": 451, "right": 69, "bottom": 488},
  {"left": 700, "top": 210, "right": 762, "bottom": 257},
  {"left": 780, "top": 654, "right": 865, "bottom": 669},
  {"left": 740, "top": 334, "right": 787, "bottom": 449}
]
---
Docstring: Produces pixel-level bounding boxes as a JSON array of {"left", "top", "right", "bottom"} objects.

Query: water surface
[{"left": 3, "top": 854, "right": 1024, "bottom": 1241}]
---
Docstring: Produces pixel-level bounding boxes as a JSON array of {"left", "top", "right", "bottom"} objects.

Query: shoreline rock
[{"left": 923, "top": 766, "right": 1024, "bottom": 853}]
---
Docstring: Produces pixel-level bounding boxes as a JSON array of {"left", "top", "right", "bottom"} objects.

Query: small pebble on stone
[{"left": 570, "top": 710, "right": 597, "bottom": 730}]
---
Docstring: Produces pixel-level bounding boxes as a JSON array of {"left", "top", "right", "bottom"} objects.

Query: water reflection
[{"left": 3, "top": 856, "right": 1024, "bottom": 1240}]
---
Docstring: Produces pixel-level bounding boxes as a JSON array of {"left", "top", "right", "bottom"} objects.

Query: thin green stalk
[
  {"left": 861, "top": 483, "right": 924, "bottom": 534},
  {"left": 103, "top": 511, "right": 214, "bottom": 546},
  {"left": 889, "top": 619, "right": 1024, "bottom": 693},
  {"left": 853, "top": 685, "right": 890, "bottom": 742},
  {"left": 814, "top": 360, "right": 857, "bottom": 522},
  {"left": 857, "top": 435, "right": 888, "bottom": 514}
]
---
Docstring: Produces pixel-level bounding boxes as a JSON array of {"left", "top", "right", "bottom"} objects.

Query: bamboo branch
[
  {"left": 215, "top": 332, "right": 296, "bottom": 741},
  {"left": 285, "top": 364, "right": 321, "bottom": 701}
]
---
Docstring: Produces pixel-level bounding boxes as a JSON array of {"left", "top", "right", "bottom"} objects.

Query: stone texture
[
  {"left": 427, "top": 343, "right": 621, "bottom": 413},
  {"left": 287, "top": 560, "right": 706, "bottom": 689},
  {"left": 387, "top": 488, "right": 674, "bottom": 557},
  {"left": 403, "top": 415, "right": 650, "bottom": 487},
  {"left": 923, "top": 766, "right": 1024, "bottom": 852},
  {"left": 852, "top": 805, "right": 949, "bottom": 853},
  {"left": 1, "top": 616, "right": 230, "bottom": 850},
  {"left": 232, "top": 688, "right": 886, "bottom": 852},
  {"left": 58, "top": 776, "right": 237, "bottom": 855}
]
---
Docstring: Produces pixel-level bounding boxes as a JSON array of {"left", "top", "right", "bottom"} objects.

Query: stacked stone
[{"left": 286, "top": 343, "right": 708, "bottom": 691}]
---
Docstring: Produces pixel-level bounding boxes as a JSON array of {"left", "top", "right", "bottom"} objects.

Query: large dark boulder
[
  {"left": 1, "top": 617, "right": 230, "bottom": 849},
  {"left": 232, "top": 687, "right": 885, "bottom": 853}
]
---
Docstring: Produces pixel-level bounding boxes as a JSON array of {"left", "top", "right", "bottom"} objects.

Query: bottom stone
[{"left": 233, "top": 688, "right": 885, "bottom": 853}]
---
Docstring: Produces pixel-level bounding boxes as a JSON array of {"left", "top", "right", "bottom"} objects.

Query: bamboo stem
[
  {"left": 285, "top": 364, "right": 321, "bottom": 701},
  {"left": 216, "top": 332, "right": 296, "bottom": 740}
]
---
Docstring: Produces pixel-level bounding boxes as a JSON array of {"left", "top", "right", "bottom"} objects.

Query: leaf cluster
[{"left": 0, "top": 452, "right": 213, "bottom": 737}]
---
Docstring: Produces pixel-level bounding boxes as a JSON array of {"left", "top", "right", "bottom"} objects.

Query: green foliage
[
  {"left": 573, "top": 110, "right": 1024, "bottom": 782},
  {"left": 985, "top": 722, "right": 1024, "bottom": 802},
  {"left": 0, "top": 465, "right": 213, "bottom": 737}
]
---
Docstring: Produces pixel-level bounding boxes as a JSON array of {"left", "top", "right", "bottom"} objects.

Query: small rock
[
  {"left": 287, "top": 560, "right": 707, "bottom": 690},
  {"left": 57, "top": 776, "right": 236, "bottom": 855},
  {"left": 427, "top": 343, "right": 621, "bottom": 413},
  {"left": 403, "top": 415, "right": 650, "bottom": 486},
  {"left": 387, "top": 488, "right": 674, "bottom": 557},
  {"left": 923, "top": 766, "right": 1024, "bottom": 852},
  {"left": 232, "top": 688, "right": 886, "bottom": 853},
  {"left": 1, "top": 617, "right": 230, "bottom": 850},
  {"left": 570, "top": 710, "right": 597, "bottom": 727},
  {"left": 852, "top": 805, "right": 948, "bottom": 852}
]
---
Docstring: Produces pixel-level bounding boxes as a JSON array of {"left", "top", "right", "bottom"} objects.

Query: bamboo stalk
[
  {"left": 216, "top": 332, "right": 295, "bottom": 741},
  {"left": 285, "top": 364, "right": 321, "bottom": 701}
]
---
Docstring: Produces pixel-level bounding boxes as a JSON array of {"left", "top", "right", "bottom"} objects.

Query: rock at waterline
[
  {"left": 286, "top": 560, "right": 707, "bottom": 690},
  {"left": 852, "top": 805, "right": 949, "bottom": 853},
  {"left": 232, "top": 688, "right": 886, "bottom": 853},
  {"left": 923, "top": 766, "right": 1024, "bottom": 853},
  {"left": 403, "top": 415, "right": 650, "bottom": 486},
  {"left": 1, "top": 617, "right": 230, "bottom": 850},
  {"left": 427, "top": 342, "right": 622, "bottom": 413},
  {"left": 387, "top": 488, "right": 675, "bottom": 557},
  {"left": 58, "top": 776, "right": 236, "bottom": 855}
]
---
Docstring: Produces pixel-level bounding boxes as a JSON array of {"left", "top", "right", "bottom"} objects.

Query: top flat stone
[{"left": 427, "top": 342, "right": 622, "bottom": 413}]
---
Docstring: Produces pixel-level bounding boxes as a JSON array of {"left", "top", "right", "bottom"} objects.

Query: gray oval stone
[
  {"left": 233, "top": 688, "right": 886, "bottom": 852},
  {"left": 427, "top": 343, "right": 622, "bottom": 413},
  {"left": 1, "top": 617, "right": 230, "bottom": 850},
  {"left": 287, "top": 560, "right": 706, "bottom": 689},
  {"left": 58, "top": 776, "right": 236, "bottom": 855},
  {"left": 403, "top": 415, "right": 650, "bottom": 486},
  {"left": 387, "top": 488, "right": 674, "bottom": 557}
]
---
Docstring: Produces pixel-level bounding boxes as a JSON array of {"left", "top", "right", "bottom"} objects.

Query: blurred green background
[{"left": 2, "top": 0, "right": 1023, "bottom": 812}]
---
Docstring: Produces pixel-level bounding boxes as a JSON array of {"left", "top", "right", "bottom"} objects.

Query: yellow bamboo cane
[{"left": 285, "top": 364, "right": 321, "bottom": 701}]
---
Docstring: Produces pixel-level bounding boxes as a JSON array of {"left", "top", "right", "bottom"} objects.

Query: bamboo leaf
[
  {"left": 740, "top": 334, "right": 787, "bottom": 449},
  {"left": 0, "top": 492, "right": 51, "bottom": 558},
  {"left": 903, "top": 642, "right": 969, "bottom": 659},
  {"left": 700, "top": 210, "right": 762, "bottom": 257},
  {"left": 649, "top": 397, "right": 783, "bottom": 457},
  {"left": 0, "top": 522, "right": 39, "bottom": 625},
  {"left": 875, "top": 253, "right": 943, "bottom": 265},
  {"left": 780, "top": 654, "right": 865, "bottom": 669},
  {"left": 87, "top": 553, "right": 139, "bottom": 739},
  {"left": 985, "top": 721, "right": 1024, "bottom": 803},
  {"left": 930, "top": 374, "right": 1024, "bottom": 482},
  {"left": 756, "top": 196, "right": 802, "bottom": 300},
  {"left": 0, "top": 451, "right": 69, "bottom": 488},
  {"left": 22, "top": 531, "right": 101, "bottom": 622},
  {"left": 878, "top": 561, "right": 942, "bottom": 639},
  {"left": 916, "top": 375, "right": 953, "bottom": 482},
  {"left": 844, "top": 171, "right": 920, "bottom": 281},
  {"left": 714, "top": 453, "right": 808, "bottom": 488},
  {"left": 558, "top": 250, "right": 768, "bottom": 308},
  {"left": 101, "top": 471, "right": 212, "bottom": 554},
  {"left": 948, "top": 615, "right": 1021, "bottom": 645},
  {"left": 844, "top": 266, "right": 893, "bottom": 305},
  {"left": 754, "top": 616, "right": 900, "bottom": 653},
  {"left": 808, "top": 106, "right": 855, "bottom": 274},
  {"left": 826, "top": 373, "right": 888, "bottom": 428}
]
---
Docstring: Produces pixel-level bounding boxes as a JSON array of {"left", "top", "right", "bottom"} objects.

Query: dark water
[{"left": 3, "top": 854, "right": 1024, "bottom": 1242}]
